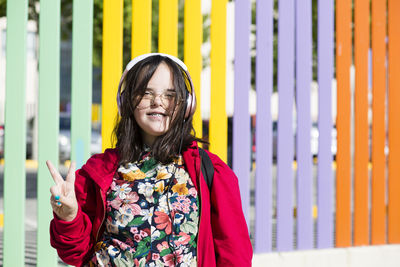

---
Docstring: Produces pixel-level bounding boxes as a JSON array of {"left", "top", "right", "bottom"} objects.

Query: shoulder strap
[{"left": 199, "top": 147, "right": 214, "bottom": 192}]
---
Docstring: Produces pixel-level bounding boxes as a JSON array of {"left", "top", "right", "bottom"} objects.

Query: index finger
[{"left": 46, "top": 160, "right": 64, "bottom": 185}]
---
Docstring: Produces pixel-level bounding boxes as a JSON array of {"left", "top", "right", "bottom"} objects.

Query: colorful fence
[{"left": 1, "top": 0, "right": 400, "bottom": 266}]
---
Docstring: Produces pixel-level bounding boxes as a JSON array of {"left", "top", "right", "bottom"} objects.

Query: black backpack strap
[{"left": 199, "top": 147, "right": 214, "bottom": 192}]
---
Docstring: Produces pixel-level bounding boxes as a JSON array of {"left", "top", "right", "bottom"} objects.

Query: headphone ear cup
[{"left": 184, "top": 89, "right": 196, "bottom": 119}]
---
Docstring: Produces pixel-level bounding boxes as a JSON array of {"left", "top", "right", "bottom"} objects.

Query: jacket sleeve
[
  {"left": 50, "top": 168, "right": 98, "bottom": 267},
  {"left": 208, "top": 153, "right": 253, "bottom": 266}
]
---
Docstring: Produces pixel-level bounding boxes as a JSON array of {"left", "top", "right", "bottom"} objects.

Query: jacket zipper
[{"left": 95, "top": 188, "right": 106, "bottom": 243}]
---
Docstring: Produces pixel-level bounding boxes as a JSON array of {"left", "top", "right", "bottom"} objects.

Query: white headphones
[{"left": 116, "top": 53, "right": 196, "bottom": 119}]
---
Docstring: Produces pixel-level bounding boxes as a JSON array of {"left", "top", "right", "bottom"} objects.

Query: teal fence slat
[
  {"left": 3, "top": 0, "right": 28, "bottom": 266},
  {"left": 71, "top": 0, "right": 93, "bottom": 168},
  {"left": 36, "top": 0, "right": 60, "bottom": 265}
]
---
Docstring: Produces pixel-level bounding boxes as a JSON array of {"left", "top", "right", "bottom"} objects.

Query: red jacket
[{"left": 50, "top": 141, "right": 253, "bottom": 266}]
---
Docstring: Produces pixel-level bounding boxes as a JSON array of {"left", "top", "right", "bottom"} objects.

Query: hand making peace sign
[{"left": 46, "top": 160, "right": 78, "bottom": 222}]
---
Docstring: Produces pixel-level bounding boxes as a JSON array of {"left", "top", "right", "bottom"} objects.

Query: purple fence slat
[
  {"left": 276, "top": 0, "right": 295, "bottom": 251},
  {"left": 296, "top": 0, "right": 314, "bottom": 249},
  {"left": 255, "top": 0, "right": 274, "bottom": 253},
  {"left": 233, "top": 0, "right": 251, "bottom": 224},
  {"left": 317, "top": 0, "right": 334, "bottom": 249}
]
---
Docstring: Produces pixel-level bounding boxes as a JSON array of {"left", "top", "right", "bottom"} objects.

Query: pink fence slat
[
  {"left": 317, "top": 0, "right": 334, "bottom": 249},
  {"left": 233, "top": 0, "right": 251, "bottom": 224},
  {"left": 295, "top": 0, "right": 314, "bottom": 250},
  {"left": 255, "top": 0, "right": 274, "bottom": 253},
  {"left": 276, "top": 0, "right": 295, "bottom": 252}
]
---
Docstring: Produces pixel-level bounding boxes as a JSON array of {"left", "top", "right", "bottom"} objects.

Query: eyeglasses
[{"left": 137, "top": 89, "right": 179, "bottom": 109}]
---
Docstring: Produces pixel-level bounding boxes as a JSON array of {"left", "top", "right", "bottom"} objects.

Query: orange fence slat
[
  {"left": 353, "top": 0, "right": 370, "bottom": 246},
  {"left": 388, "top": 0, "right": 400, "bottom": 244},
  {"left": 371, "top": 0, "right": 387, "bottom": 245},
  {"left": 335, "top": 0, "right": 352, "bottom": 247}
]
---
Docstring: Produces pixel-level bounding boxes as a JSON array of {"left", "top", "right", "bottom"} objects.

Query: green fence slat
[
  {"left": 70, "top": 0, "right": 93, "bottom": 168},
  {"left": 3, "top": 0, "right": 28, "bottom": 266},
  {"left": 36, "top": 0, "right": 61, "bottom": 265}
]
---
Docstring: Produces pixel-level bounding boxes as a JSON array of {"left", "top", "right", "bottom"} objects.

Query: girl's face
[{"left": 134, "top": 62, "right": 178, "bottom": 146}]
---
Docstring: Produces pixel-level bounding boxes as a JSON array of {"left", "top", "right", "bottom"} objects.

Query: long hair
[{"left": 113, "top": 55, "right": 203, "bottom": 164}]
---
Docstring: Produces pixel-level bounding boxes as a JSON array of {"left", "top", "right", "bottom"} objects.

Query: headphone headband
[{"left": 117, "top": 53, "right": 196, "bottom": 119}]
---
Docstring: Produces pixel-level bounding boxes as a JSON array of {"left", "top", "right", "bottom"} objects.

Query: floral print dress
[{"left": 88, "top": 153, "right": 199, "bottom": 267}]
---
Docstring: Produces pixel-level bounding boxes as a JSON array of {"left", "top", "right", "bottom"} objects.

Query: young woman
[{"left": 47, "top": 53, "right": 253, "bottom": 267}]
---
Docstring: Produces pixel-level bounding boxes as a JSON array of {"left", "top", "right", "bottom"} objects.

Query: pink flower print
[
  {"left": 110, "top": 196, "right": 122, "bottom": 210},
  {"left": 129, "top": 203, "right": 142, "bottom": 216},
  {"left": 125, "top": 238, "right": 134, "bottom": 247},
  {"left": 163, "top": 254, "right": 176, "bottom": 267},
  {"left": 112, "top": 238, "right": 129, "bottom": 250},
  {"left": 156, "top": 241, "right": 169, "bottom": 252},
  {"left": 172, "top": 196, "right": 191, "bottom": 214},
  {"left": 174, "top": 232, "right": 191, "bottom": 246},
  {"left": 123, "top": 191, "right": 139, "bottom": 205},
  {"left": 154, "top": 211, "right": 172, "bottom": 234},
  {"left": 191, "top": 202, "right": 198, "bottom": 212},
  {"left": 140, "top": 230, "right": 148, "bottom": 238},
  {"left": 134, "top": 234, "right": 142, "bottom": 242},
  {"left": 130, "top": 227, "right": 139, "bottom": 234},
  {"left": 163, "top": 251, "right": 183, "bottom": 266},
  {"left": 188, "top": 187, "right": 197, "bottom": 198},
  {"left": 152, "top": 253, "right": 160, "bottom": 261}
]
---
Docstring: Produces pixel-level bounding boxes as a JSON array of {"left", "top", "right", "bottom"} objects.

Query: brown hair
[{"left": 112, "top": 55, "right": 204, "bottom": 164}]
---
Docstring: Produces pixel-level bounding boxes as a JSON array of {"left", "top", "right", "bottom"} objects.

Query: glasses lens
[{"left": 137, "top": 91, "right": 177, "bottom": 109}]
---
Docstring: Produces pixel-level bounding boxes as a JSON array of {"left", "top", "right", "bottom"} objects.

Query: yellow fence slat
[
  {"left": 159, "top": 0, "right": 178, "bottom": 56},
  {"left": 209, "top": 0, "right": 228, "bottom": 162},
  {"left": 102, "top": 0, "right": 123, "bottom": 151},
  {"left": 184, "top": 0, "right": 203, "bottom": 139},
  {"left": 132, "top": 0, "right": 152, "bottom": 58}
]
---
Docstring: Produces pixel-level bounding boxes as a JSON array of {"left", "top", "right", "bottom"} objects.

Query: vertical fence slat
[
  {"left": 233, "top": 0, "right": 251, "bottom": 225},
  {"left": 353, "top": 0, "right": 370, "bottom": 246},
  {"left": 209, "top": 0, "right": 228, "bottom": 162},
  {"left": 296, "top": 0, "right": 313, "bottom": 250},
  {"left": 335, "top": 0, "right": 352, "bottom": 248},
  {"left": 71, "top": 0, "right": 93, "bottom": 168},
  {"left": 276, "top": 0, "right": 295, "bottom": 251},
  {"left": 184, "top": 0, "right": 202, "bottom": 139},
  {"left": 36, "top": 0, "right": 60, "bottom": 265},
  {"left": 3, "top": 0, "right": 28, "bottom": 266},
  {"left": 132, "top": 0, "right": 152, "bottom": 58},
  {"left": 158, "top": 0, "right": 178, "bottom": 56},
  {"left": 317, "top": 0, "right": 334, "bottom": 249},
  {"left": 102, "top": 0, "right": 123, "bottom": 151},
  {"left": 388, "top": 0, "right": 400, "bottom": 244},
  {"left": 371, "top": 0, "right": 387, "bottom": 245},
  {"left": 255, "top": 0, "right": 273, "bottom": 253}
]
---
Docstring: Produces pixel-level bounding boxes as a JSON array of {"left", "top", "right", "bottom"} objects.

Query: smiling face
[{"left": 134, "top": 62, "right": 178, "bottom": 146}]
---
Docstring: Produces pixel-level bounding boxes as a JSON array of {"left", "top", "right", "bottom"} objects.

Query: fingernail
[
  {"left": 55, "top": 195, "right": 60, "bottom": 201},
  {"left": 57, "top": 202, "right": 61, "bottom": 206}
]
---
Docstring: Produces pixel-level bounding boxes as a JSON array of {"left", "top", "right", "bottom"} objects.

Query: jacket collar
[
  {"left": 80, "top": 141, "right": 202, "bottom": 192},
  {"left": 81, "top": 148, "right": 120, "bottom": 191}
]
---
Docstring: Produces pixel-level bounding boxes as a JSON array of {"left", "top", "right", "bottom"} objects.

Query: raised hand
[{"left": 47, "top": 160, "right": 78, "bottom": 222}]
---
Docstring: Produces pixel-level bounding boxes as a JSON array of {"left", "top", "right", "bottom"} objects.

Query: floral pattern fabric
[{"left": 88, "top": 153, "right": 199, "bottom": 267}]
